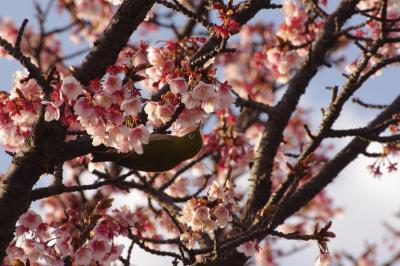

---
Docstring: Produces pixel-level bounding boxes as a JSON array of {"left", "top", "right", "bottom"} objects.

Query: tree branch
[
  {"left": 274, "top": 94, "right": 400, "bottom": 227},
  {"left": 243, "top": 0, "right": 361, "bottom": 223},
  {"left": 73, "top": 0, "right": 156, "bottom": 85}
]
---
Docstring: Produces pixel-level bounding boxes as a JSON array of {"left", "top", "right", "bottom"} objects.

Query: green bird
[{"left": 91, "top": 127, "right": 203, "bottom": 172}]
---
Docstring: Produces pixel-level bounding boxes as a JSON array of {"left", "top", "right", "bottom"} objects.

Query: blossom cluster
[
  {"left": 0, "top": 41, "right": 234, "bottom": 158},
  {"left": 179, "top": 180, "right": 238, "bottom": 247},
  {"left": 0, "top": 18, "right": 62, "bottom": 71},
  {"left": 5, "top": 202, "right": 158, "bottom": 266},
  {"left": 210, "top": 2, "right": 241, "bottom": 38},
  {"left": 345, "top": 0, "right": 400, "bottom": 75},
  {"left": 5, "top": 210, "right": 124, "bottom": 265},
  {"left": 144, "top": 42, "right": 233, "bottom": 134},
  {"left": 204, "top": 120, "right": 254, "bottom": 176},
  {"left": 59, "top": 0, "right": 116, "bottom": 44},
  {"left": 71, "top": 72, "right": 151, "bottom": 153},
  {"left": 0, "top": 72, "right": 41, "bottom": 152}
]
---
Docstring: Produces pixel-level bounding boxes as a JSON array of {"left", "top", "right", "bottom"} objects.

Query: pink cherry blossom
[
  {"left": 121, "top": 98, "right": 142, "bottom": 116},
  {"left": 194, "top": 206, "right": 210, "bottom": 222},
  {"left": 208, "top": 180, "right": 225, "bottom": 200},
  {"left": 144, "top": 101, "right": 162, "bottom": 124},
  {"left": 201, "top": 97, "right": 220, "bottom": 113},
  {"left": 216, "top": 83, "right": 234, "bottom": 108},
  {"left": 191, "top": 81, "right": 216, "bottom": 101},
  {"left": 74, "top": 97, "right": 94, "bottom": 119},
  {"left": 128, "top": 124, "right": 150, "bottom": 154},
  {"left": 103, "top": 244, "right": 124, "bottom": 264},
  {"left": 21, "top": 239, "right": 44, "bottom": 262},
  {"left": 160, "top": 59, "right": 175, "bottom": 74},
  {"left": 43, "top": 101, "right": 60, "bottom": 122},
  {"left": 213, "top": 206, "right": 230, "bottom": 228},
  {"left": 61, "top": 76, "right": 83, "bottom": 100},
  {"left": 89, "top": 238, "right": 112, "bottom": 260},
  {"left": 172, "top": 107, "right": 205, "bottom": 135},
  {"left": 18, "top": 210, "right": 42, "bottom": 231},
  {"left": 315, "top": 253, "right": 333, "bottom": 266},
  {"left": 20, "top": 79, "right": 42, "bottom": 101},
  {"left": 55, "top": 236, "right": 73, "bottom": 256},
  {"left": 236, "top": 240, "right": 259, "bottom": 257},
  {"left": 182, "top": 92, "right": 201, "bottom": 109},
  {"left": 168, "top": 77, "right": 188, "bottom": 94},
  {"left": 180, "top": 230, "right": 201, "bottom": 249},
  {"left": 147, "top": 47, "right": 164, "bottom": 67},
  {"left": 108, "top": 0, "right": 123, "bottom": 5},
  {"left": 95, "top": 92, "right": 113, "bottom": 108},
  {"left": 103, "top": 75, "right": 122, "bottom": 94},
  {"left": 74, "top": 246, "right": 93, "bottom": 265},
  {"left": 156, "top": 102, "right": 175, "bottom": 123},
  {"left": 15, "top": 225, "right": 29, "bottom": 236}
]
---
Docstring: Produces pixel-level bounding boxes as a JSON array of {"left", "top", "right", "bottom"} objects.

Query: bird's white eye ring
[{"left": 188, "top": 133, "right": 195, "bottom": 139}]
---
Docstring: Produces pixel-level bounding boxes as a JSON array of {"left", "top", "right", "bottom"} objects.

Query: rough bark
[{"left": 74, "top": 0, "right": 156, "bottom": 85}]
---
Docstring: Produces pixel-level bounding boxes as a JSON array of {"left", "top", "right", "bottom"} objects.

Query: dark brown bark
[{"left": 74, "top": 0, "right": 156, "bottom": 85}]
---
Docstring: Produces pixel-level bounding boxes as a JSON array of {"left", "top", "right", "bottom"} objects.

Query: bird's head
[{"left": 179, "top": 125, "right": 203, "bottom": 159}]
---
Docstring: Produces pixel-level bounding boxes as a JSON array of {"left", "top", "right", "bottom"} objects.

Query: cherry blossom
[
  {"left": 61, "top": 76, "right": 83, "bottom": 101},
  {"left": 236, "top": 240, "right": 259, "bottom": 257},
  {"left": 18, "top": 210, "right": 42, "bottom": 231},
  {"left": 315, "top": 253, "right": 333, "bottom": 266},
  {"left": 168, "top": 76, "right": 188, "bottom": 94}
]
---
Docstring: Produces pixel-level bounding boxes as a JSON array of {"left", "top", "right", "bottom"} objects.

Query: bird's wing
[{"left": 148, "top": 133, "right": 175, "bottom": 142}]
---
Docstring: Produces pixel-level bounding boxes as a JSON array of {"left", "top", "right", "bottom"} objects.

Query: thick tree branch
[
  {"left": 244, "top": 0, "right": 361, "bottom": 223},
  {"left": 73, "top": 0, "right": 156, "bottom": 85}
]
